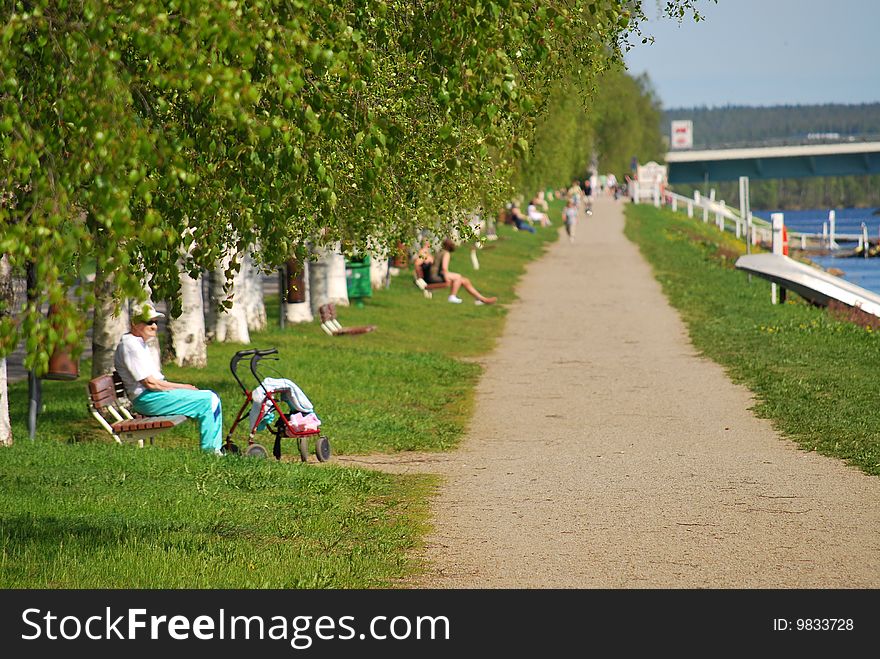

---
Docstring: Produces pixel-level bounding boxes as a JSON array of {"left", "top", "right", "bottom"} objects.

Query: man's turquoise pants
[{"left": 133, "top": 389, "right": 223, "bottom": 452}]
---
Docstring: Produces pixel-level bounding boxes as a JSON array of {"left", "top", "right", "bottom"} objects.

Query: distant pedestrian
[
  {"left": 581, "top": 177, "right": 594, "bottom": 215},
  {"left": 567, "top": 180, "right": 582, "bottom": 208},
  {"left": 562, "top": 198, "right": 578, "bottom": 243}
]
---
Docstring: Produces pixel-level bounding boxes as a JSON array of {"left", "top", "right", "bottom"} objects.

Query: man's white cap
[{"left": 133, "top": 302, "right": 165, "bottom": 323}]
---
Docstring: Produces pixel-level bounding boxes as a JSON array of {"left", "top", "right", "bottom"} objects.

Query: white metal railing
[
  {"left": 637, "top": 185, "right": 866, "bottom": 252},
  {"left": 663, "top": 189, "right": 774, "bottom": 247}
]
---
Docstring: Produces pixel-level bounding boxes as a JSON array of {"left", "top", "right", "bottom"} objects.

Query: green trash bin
[{"left": 345, "top": 256, "right": 372, "bottom": 307}]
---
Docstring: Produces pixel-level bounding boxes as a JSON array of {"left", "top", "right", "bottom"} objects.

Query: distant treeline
[
  {"left": 662, "top": 103, "right": 880, "bottom": 209},
  {"left": 670, "top": 176, "right": 880, "bottom": 212},
  {"left": 663, "top": 103, "right": 880, "bottom": 148}
]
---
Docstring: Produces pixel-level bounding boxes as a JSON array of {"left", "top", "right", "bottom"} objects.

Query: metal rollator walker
[{"left": 223, "top": 348, "right": 331, "bottom": 462}]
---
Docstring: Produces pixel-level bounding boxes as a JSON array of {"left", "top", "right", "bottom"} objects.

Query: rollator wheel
[
  {"left": 315, "top": 435, "right": 331, "bottom": 462},
  {"left": 223, "top": 442, "right": 240, "bottom": 455},
  {"left": 244, "top": 443, "right": 268, "bottom": 458},
  {"left": 298, "top": 437, "right": 310, "bottom": 463}
]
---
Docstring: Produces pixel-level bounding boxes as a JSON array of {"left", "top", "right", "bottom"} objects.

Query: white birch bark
[
  {"left": 367, "top": 240, "right": 389, "bottom": 290},
  {"left": 166, "top": 263, "right": 207, "bottom": 367},
  {"left": 243, "top": 249, "right": 267, "bottom": 332},
  {"left": 91, "top": 263, "right": 130, "bottom": 377},
  {"left": 0, "top": 359, "right": 10, "bottom": 446},
  {"left": 133, "top": 283, "right": 163, "bottom": 370},
  {"left": 0, "top": 254, "right": 11, "bottom": 446},
  {"left": 285, "top": 256, "right": 313, "bottom": 324},
  {"left": 308, "top": 247, "right": 331, "bottom": 319},
  {"left": 207, "top": 253, "right": 250, "bottom": 344},
  {"left": 204, "top": 270, "right": 219, "bottom": 341},
  {"left": 325, "top": 245, "right": 349, "bottom": 307},
  {"left": 308, "top": 245, "right": 349, "bottom": 315}
]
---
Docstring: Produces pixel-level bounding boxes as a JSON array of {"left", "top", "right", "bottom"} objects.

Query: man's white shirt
[{"left": 114, "top": 333, "right": 163, "bottom": 400}]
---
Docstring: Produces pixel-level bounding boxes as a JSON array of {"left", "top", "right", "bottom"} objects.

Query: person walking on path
[
  {"left": 562, "top": 197, "right": 578, "bottom": 243},
  {"left": 115, "top": 303, "right": 224, "bottom": 454},
  {"left": 411, "top": 195, "right": 880, "bottom": 588}
]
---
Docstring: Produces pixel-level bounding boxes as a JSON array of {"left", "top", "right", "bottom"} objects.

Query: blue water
[{"left": 753, "top": 207, "right": 880, "bottom": 295}]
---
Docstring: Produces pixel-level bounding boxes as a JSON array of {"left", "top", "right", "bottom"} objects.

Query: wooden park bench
[
  {"left": 318, "top": 303, "right": 376, "bottom": 336},
  {"left": 414, "top": 277, "right": 449, "bottom": 299},
  {"left": 87, "top": 372, "right": 188, "bottom": 447}
]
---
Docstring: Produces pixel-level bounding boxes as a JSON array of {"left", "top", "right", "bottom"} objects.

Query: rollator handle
[{"left": 230, "top": 349, "right": 259, "bottom": 393}]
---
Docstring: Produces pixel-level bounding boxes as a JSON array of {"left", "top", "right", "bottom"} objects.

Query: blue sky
[{"left": 624, "top": 0, "right": 880, "bottom": 109}]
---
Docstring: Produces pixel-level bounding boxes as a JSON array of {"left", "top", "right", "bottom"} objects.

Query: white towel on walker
[{"left": 249, "top": 377, "right": 315, "bottom": 432}]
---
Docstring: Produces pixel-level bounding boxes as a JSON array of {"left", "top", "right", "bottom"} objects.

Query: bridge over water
[{"left": 665, "top": 141, "right": 880, "bottom": 184}]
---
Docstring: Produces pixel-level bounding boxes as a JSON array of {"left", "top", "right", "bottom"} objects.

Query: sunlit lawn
[{"left": 0, "top": 210, "right": 561, "bottom": 587}]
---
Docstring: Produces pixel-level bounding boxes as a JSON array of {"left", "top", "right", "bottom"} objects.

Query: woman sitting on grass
[
  {"left": 432, "top": 238, "right": 497, "bottom": 305},
  {"left": 527, "top": 197, "right": 551, "bottom": 227}
]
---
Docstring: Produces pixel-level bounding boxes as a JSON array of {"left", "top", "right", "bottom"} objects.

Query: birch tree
[
  {"left": 0, "top": 254, "right": 12, "bottom": 446},
  {"left": 166, "top": 264, "right": 207, "bottom": 368},
  {"left": 326, "top": 247, "right": 350, "bottom": 308},
  {"left": 207, "top": 254, "right": 250, "bottom": 345},
  {"left": 284, "top": 255, "right": 313, "bottom": 324},
  {"left": 308, "top": 244, "right": 349, "bottom": 316},
  {"left": 369, "top": 253, "right": 389, "bottom": 292},
  {"left": 242, "top": 250, "right": 267, "bottom": 333},
  {"left": 307, "top": 247, "right": 333, "bottom": 320},
  {"left": 90, "top": 263, "right": 129, "bottom": 377}
]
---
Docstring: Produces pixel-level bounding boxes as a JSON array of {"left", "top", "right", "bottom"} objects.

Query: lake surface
[{"left": 753, "top": 206, "right": 880, "bottom": 295}]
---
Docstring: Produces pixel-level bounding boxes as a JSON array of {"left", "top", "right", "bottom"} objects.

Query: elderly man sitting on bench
[{"left": 114, "top": 302, "right": 224, "bottom": 454}]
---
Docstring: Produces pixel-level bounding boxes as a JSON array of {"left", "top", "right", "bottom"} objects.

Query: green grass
[
  {"left": 1, "top": 209, "right": 561, "bottom": 587},
  {"left": 625, "top": 203, "right": 880, "bottom": 477},
  {"left": 0, "top": 441, "right": 432, "bottom": 588}
]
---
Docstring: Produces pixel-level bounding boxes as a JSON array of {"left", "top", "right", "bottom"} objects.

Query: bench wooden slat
[
  {"left": 111, "top": 415, "right": 187, "bottom": 433},
  {"left": 88, "top": 375, "right": 118, "bottom": 410}
]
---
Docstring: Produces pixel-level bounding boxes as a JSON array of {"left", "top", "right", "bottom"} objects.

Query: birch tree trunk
[
  {"left": 308, "top": 248, "right": 329, "bottom": 319},
  {"left": 368, "top": 241, "right": 389, "bottom": 290},
  {"left": 207, "top": 253, "right": 251, "bottom": 344},
  {"left": 91, "top": 263, "right": 130, "bottom": 377},
  {"left": 243, "top": 249, "right": 267, "bottom": 332},
  {"left": 0, "top": 255, "right": 12, "bottom": 446},
  {"left": 166, "top": 263, "right": 207, "bottom": 367},
  {"left": 133, "top": 283, "right": 163, "bottom": 370},
  {"left": 285, "top": 255, "right": 313, "bottom": 323},
  {"left": 325, "top": 245, "right": 349, "bottom": 307}
]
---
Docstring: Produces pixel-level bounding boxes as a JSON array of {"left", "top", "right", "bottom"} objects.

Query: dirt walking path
[{"left": 343, "top": 196, "right": 880, "bottom": 588}]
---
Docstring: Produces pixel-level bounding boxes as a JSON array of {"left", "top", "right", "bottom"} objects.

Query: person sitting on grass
[
  {"left": 432, "top": 238, "right": 497, "bottom": 305},
  {"left": 507, "top": 203, "right": 537, "bottom": 233},
  {"left": 114, "top": 302, "right": 224, "bottom": 455},
  {"left": 527, "top": 197, "right": 551, "bottom": 227}
]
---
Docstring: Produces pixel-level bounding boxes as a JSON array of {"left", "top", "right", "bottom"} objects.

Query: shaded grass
[
  {"left": 625, "top": 203, "right": 880, "bottom": 477},
  {"left": 0, "top": 441, "right": 433, "bottom": 588},
  {"left": 1, "top": 209, "right": 561, "bottom": 587}
]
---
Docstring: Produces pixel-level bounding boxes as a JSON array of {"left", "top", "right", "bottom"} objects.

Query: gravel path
[{"left": 369, "top": 195, "right": 880, "bottom": 588}]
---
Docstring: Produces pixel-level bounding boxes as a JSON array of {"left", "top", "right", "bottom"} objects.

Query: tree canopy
[{"left": 1, "top": 0, "right": 703, "bottom": 372}]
